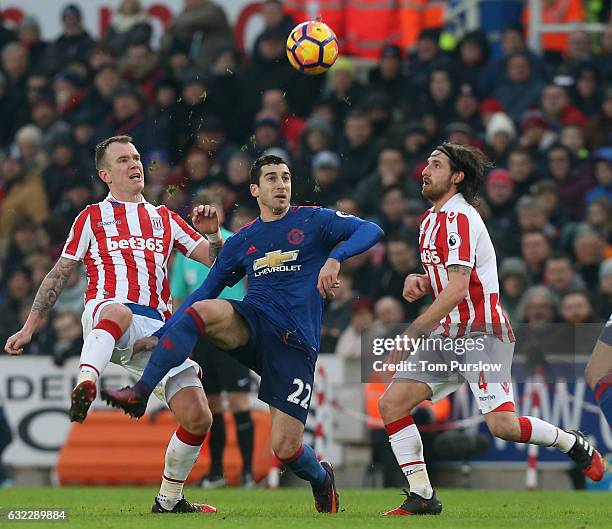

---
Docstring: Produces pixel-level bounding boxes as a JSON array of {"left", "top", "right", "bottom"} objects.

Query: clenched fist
[
  {"left": 403, "top": 273, "right": 430, "bottom": 302},
  {"left": 4, "top": 328, "right": 32, "bottom": 355}
]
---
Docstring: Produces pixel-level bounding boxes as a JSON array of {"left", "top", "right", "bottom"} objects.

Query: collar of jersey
[
  {"left": 256, "top": 211, "right": 291, "bottom": 224},
  {"left": 105, "top": 193, "right": 148, "bottom": 205},
  {"left": 438, "top": 192, "right": 465, "bottom": 213}
]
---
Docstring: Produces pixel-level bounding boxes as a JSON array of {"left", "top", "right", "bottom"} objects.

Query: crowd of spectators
[{"left": 0, "top": 0, "right": 611, "bottom": 362}]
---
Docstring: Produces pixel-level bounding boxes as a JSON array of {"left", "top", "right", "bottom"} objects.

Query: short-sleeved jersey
[
  {"left": 419, "top": 193, "right": 514, "bottom": 342},
  {"left": 170, "top": 226, "right": 245, "bottom": 301},
  {"left": 61, "top": 194, "right": 203, "bottom": 320},
  {"left": 202, "top": 206, "right": 375, "bottom": 352}
]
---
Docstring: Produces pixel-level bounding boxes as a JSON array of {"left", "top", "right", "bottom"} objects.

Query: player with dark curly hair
[{"left": 378, "top": 143, "right": 604, "bottom": 516}]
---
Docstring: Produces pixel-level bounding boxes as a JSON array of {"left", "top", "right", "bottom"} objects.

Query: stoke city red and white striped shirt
[
  {"left": 61, "top": 194, "right": 203, "bottom": 320},
  {"left": 419, "top": 193, "right": 514, "bottom": 342}
]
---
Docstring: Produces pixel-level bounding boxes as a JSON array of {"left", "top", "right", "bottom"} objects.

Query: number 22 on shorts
[{"left": 287, "top": 378, "right": 312, "bottom": 409}]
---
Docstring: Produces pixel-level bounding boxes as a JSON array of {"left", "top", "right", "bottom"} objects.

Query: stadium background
[{"left": 0, "top": 0, "right": 610, "bottom": 492}]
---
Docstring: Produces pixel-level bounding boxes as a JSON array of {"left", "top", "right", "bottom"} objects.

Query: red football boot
[{"left": 69, "top": 380, "right": 97, "bottom": 423}]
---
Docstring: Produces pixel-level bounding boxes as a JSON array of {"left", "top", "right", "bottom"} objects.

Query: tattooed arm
[
  {"left": 188, "top": 204, "right": 224, "bottom": 267},
  {"left": 208, "top": 238, "right": 223, "bottom": 262},
  {"left": 404, "top": 264, "right": 472, "bottom": 338},
  {"left": 4, "top": 257, "right": 80, "bottom": 355},
  {"left": 446, "top": 264, "right": 472, "bottom": 277},
  {"left": 189, "top": 236, "right": 224, "bottom": 268},
  {"left": 31, "top": 257, "right": 80, "bottom": 318}
]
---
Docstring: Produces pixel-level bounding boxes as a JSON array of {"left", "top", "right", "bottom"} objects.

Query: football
[{"left": 286, "top": 21, "right": 339, "bottom": 75}]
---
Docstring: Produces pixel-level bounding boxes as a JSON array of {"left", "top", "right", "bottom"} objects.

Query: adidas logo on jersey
[{"left": 107, "top": 236, "right": 164, "bottom": 253}]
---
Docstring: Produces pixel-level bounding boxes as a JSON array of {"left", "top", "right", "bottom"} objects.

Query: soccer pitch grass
[{"left": 1, "top": 487, "right": 610, "bottom": 529}]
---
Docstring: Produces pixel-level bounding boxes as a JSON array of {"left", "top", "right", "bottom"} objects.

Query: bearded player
[
  {"left": 378, "top": 142, "right": 604, "bottom": 516},
  {"left": 5, "top": 136, "right": 222, "bottom": 514}
]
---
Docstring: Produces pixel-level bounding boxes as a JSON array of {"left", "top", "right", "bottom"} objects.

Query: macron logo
[
  {"left": 98, "top": 220, "right": 121, "bottom": 227},
  {"left": 107, "top": 237, "right": 164, "bottom": 253}
]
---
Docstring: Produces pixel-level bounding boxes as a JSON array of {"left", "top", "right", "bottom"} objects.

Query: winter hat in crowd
[
  {"left": 312, "top": 150, "right": 341, "bottom": 170},
  {"left": 330, "top": 56, "right": 354, "bottom": 78},
  {"left": 499, "top": 257, "right": 528, "bottom": 280},
  {"left": 486, "top": 168, "right": 515, "bottom": 192},
  {"left": 520, "top": 108, "right": 548, "bottom": 131},
  {"left": 305, "top": 115, "right": 334, "bottom": 141},
  {"left": 263, "top": 146, "right": 291, "bottom": 162},
  {"left": 479, "top": 98, "right": 505, "bottom": 116},
  {"left": 15, "top": 124, "right": 43, "bottom": 147},
  {"left": 594, "top": 147, "right": 612, "bottom": 164},
  {"left": 254, "top": 110, "right": 281, "bottom": 130},
  {"left": 485, "top": 112, "right": 517, "bottom": 145}
]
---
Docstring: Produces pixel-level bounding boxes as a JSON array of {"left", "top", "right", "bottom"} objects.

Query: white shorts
[
  {"left": 393, "top": 333, "right": 516, "bottom": 414},
  {"left": 81, "top": 299, "right": 202, "bottom": 403}
]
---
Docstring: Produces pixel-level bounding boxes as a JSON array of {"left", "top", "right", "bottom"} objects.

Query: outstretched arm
[
  {"left": 4, "top": 257, "right": 80, "bottom": 354},
  {"left": 327, "top": 219, "right": 384, "bottom": 263},
  {"left": 317, "top": 212, "right": 384, "bottom": 298}
]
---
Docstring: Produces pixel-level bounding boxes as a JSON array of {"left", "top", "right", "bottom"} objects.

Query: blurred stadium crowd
[{"left": 0, "top": 0, "right": 612, "bottom": 364}]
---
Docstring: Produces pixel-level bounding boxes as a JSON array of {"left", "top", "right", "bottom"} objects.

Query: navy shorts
[{"left": 225, "top": 300, "right": 317, "bottom": 424}]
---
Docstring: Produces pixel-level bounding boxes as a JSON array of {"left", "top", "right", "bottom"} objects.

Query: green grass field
[{"left": 1, "top": 487, "right": 610, "bottom": 529}]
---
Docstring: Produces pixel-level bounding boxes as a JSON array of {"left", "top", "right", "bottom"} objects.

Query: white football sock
[
  {"left": 76, "top": 370, "right": 97, "bottom": 386},
  {"left": 157, "top": 429, "right": 205, "bottom": 510},
  {"left": 386, "top": 416, "right": 433, "bottom": 499},
  {"left": 519, "top": 416, "right": 576, "bottom": 452},
  {"left": 79, "top": 320, "right": 122, "bottom": 380}
]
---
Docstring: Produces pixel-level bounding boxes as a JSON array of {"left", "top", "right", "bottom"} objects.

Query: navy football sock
[
  {"left": 280, "top": 443, "right": 328, "bottom": 487},
  {"left": 595, "top": 381, "right": 612, "bottom": 427},
  {"left": 140, "top": 307, "right": 206, "bottom": 391}
]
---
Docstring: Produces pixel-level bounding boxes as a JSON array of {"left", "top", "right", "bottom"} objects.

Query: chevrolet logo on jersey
[
  {"left": 254, "top": 250, "right": 299, "bottom": 270},
  {"left": 253, "top": 250, "right": 301, "bottom": 276}
]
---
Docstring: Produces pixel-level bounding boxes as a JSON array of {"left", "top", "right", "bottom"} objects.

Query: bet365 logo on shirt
[
  {"left": 420, "top": 248, "right": 441, "bottom": 265},
  {"left": 107, "top": 236, "right": 164, "bottom": 253}
]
